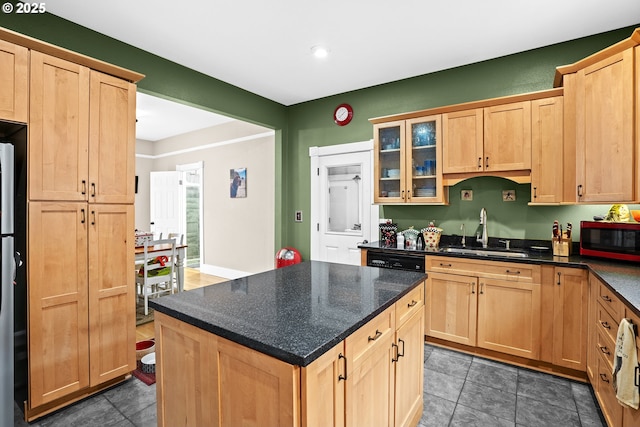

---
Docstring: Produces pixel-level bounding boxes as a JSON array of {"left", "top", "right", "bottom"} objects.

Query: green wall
[{"left": 1, "top": 7, "right": 637, "bottom": 258}]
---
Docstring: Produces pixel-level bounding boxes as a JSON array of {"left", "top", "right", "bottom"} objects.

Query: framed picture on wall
[{"left": 230, "top": 167, "right": 246, "bottom": 198}]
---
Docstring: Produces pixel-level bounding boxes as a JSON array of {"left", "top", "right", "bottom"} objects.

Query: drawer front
[
  {"left": 346, "top": 305, "right": 395, "bottom": 363},
  {"left": 595, "top": 328, "right": 615, "bottom": 364},
  {"left": 396, "top": 282, "right": 424, "bottom": 327},
  {"left": 596, "top": 302, "right": 619, "bottom": 346},
  {"left": 596, "top": 350, "right": 623, "bottom": 427},
  {"left": 427, "top": 256, "right": 539, "bottom": 282},
  {"left": 596, "top": 278, "right": 622, "bottom": 320}
]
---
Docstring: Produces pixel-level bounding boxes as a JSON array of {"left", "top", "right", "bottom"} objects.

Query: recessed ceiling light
[{"left": 311, "top": 45, "right": 329, "bottom": 58}]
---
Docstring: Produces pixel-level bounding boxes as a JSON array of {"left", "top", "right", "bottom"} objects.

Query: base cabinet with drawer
[
  {"left": 587, "top": 274, "right": 640, "bottom": 427},
  {"left": 426, "top": 257, "right": 541, "bottom": 360},
  {"left": 156, "top": 282, "right": 425, "bottom": 427}
]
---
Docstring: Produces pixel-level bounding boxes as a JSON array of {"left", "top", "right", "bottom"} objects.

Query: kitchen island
[{"left": 149, "top": 261, "right": 427, "bottom": 427}]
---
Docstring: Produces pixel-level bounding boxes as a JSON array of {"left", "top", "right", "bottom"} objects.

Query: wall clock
[{"left": 333, "top": 103, "right": 353, "bottom": 126}]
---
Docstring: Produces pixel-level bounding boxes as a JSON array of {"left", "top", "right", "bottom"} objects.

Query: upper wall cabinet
[
  {"left": 530, "top": 96, "right": 564, "bottom": 204},
  {"left": 555, "top": 28, "right": 640, "bottom": 203},
  {"left": 442, "top": 101, "right": 531, "bottom": 175},
  {"left": 29, "top": 52, "right": 136, "bottom": 203},
  {"left": 0, "top": 39, "right": 28, "bottom": 123},
  {"left": 373, "top": 115, "right": 447, "bottom": 204}
]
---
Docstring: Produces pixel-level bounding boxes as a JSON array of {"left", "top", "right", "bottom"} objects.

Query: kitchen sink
[{"left": 439, "top": 247, "right": 529, "bottom": 258}]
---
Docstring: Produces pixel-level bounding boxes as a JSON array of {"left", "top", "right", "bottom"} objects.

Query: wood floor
[{"left": 135, "top": 267, "right": 228, "bottom": 341}]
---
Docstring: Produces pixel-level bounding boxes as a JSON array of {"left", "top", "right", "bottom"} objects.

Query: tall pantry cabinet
[{"left": 0, "top": 26, "right": 143, "bottom": 421}]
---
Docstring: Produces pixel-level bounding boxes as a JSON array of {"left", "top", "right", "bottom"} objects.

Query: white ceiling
[{"left": 44, "top": 0, "right": 640, "bottom": 139}]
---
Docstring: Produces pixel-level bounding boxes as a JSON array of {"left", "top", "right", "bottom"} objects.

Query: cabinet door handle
[
  {"left": 599, "top": 373, "right": 610, "bottom": 383},
  {"left": 506, "top": 270, "right": 521, "bottom": 275},
  {"left": 91, "top": 182, "right": 96, "bottom": 198},
  {"left": 577, "top": 184, "right": 583, "bottom": 198},
  {"left": 392, "top": 343, "right": 399, "bottom": 362},
  {"left": 401, "top": 190, "right": 405, "bottom": 200},
  {"left": 439, "top": 263, "right": 452, "bottom": 268},
  {"left": 81, "top": 180, "right": 86, "bottom": 195},
  {"left": 368, "top": 329, "right": 382, "bottom": 342},
  {"left": 600, "top": 321, "right": 611, "bottom": 330},
  {"left": 407, "top": 190, "right": 411, "bottom": 200},
  {"left": 470, "top": 283, "right": 475, "bottom": 294},
  {"left": 479, "top": 283, "right": 484, "bottom": 294},
  {"left": 397, "top": 339, "right": 405, "bottom": 359},
  {"left": 599, "top": 345, "right": 610, "bottom": 355},
  {"left": 477, "top": 157, "right": 482, "bottom": 169},
  {"left": 407, "top": 300, "right": 418, "bottom": 308},
  {"left": 485, "top": 156, "right": 489, "bottom": 169},
  {"left": 601, "top": 295, "right": 612, "bottom": 302},
  {"left": 338, "top": 353, "right": 347, "bottom": 381},
  {"left": 557, "top": 272, "right": 562, "bottom": 285},
  {"left": 91, "top": 210, "right": 96, "bottom": 226},
  {"left": 533, "top": 187, "right": 537, "bottom": 199},
  {"left": 80, "top": 209, "right": 86, "bottom": 224}
]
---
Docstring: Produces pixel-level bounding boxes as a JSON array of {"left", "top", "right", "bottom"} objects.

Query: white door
[
  {"left": 310, "top": 141, "right": 378, "bottom": 265},
  {"left": 149, "top": 171, "right": 184, "bottom": 239}
]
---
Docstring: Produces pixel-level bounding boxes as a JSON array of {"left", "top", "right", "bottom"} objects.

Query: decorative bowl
[{"left": 141, "top": 352, "right": 156, "bottom": 374}]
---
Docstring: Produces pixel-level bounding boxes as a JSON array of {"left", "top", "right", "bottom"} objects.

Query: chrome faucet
[
  {"left": 460, "top": 223, "right": 466, "bottom": 247},
  {"left": 476, "top": 208, "right": 488, "bottom": 248}
]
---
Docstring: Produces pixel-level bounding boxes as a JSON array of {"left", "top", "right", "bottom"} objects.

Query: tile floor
[{"left": 14, "top": 344, "right": 605, "bottom": 427}]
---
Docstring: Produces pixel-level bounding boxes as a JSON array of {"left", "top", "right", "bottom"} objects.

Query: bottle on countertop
[{"left": 396, "top": 233, "right": 404, "bottom": 249}]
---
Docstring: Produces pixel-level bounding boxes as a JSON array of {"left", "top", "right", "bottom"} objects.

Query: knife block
[{"left": 552, "top": 235, "right": 571, "bottom": 257}]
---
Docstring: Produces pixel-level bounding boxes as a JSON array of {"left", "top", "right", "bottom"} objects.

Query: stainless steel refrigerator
[{"left": 0, "top": 142, "right": 15, "bottom": 426}]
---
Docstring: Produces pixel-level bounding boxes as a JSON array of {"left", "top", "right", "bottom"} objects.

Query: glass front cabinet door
[{"left": 374, "top": 115, "right": 446, "bottom": 204}]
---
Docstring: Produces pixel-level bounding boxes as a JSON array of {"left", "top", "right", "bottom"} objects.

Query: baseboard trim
[{"left": 199, "top": 263, "right": 252, "bottom": 280}]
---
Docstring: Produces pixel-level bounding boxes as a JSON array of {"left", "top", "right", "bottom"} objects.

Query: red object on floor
[
  {"left": 132, "top": 368, "right": 156, "bottom": 385},
  {"left": 275, "top": 247, "right": 302, "bottom": 268}
]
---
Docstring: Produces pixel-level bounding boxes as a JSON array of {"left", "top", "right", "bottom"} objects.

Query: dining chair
[
  {"left": 135, "top": 238, "right": 177, "bottom": 315},
  {"left": 168, "top": 232, "right": 184, "bottom": 245}
]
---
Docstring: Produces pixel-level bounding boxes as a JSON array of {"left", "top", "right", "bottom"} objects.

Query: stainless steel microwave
[{"left": 580, "top": 221, "right": 640, "bottom": 262}]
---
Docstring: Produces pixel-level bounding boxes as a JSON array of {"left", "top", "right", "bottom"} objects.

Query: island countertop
[{"left": 149, "top": 260, "right": 427, "bottom": 367}]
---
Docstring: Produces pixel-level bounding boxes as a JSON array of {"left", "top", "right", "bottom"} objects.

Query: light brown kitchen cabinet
[
  {"left": 156, "top": 283, "right": 425, "bottom": 427},
  {"left": 393, "top": 308, "right": 424, "bottom": 427},
  {"left": 29, "top": 52, "right": 136, "bottom": 204},
  {"left": 22, "top": 38, "right": 141, "bottom": 420},
  {"left": 88, "top": 204, "right": 135, "bottom": 386},
  {"left": 483, "top": 101, "right": 532, "bottom": 172},
  {"left": 0, "top": 39, "right": 28, "bottom": 123},
  {"left": 560, "top": 48, "right": 635, "bottom": 202},
  {"left": 425, "top": 271, "right": 478, "bottom": 346},
  {"left": 27, "top": 202, "right": 135, "bottom": 409},
  {"left": 345, "top": 306, "right": 396, "bottom": 427},
  {"left": 442, "top": 101, "right": 531, "bottom": 174},
  {"left": 374, "top": 116, "right": 447, "bottom": 204},
  {"left": 426, "top": 257, "right": 541, "bottom": 360},
  {"left": 530, "top": 96, "right": 564, "bottom": 204},
  {"left": 88, "top": 70, "right": 136, "bottom": 204},
  {"left": 540, "top": 266, "right": 588, "bottom": 370},
  {"left": 27, "top": 202, "right": 89, "bottom": 408},
  {"left": 476, "top": 277, "right": 540, "bottom": 360},
  {"left": 442, "top": 109, "right": 483, "bottom": 174},
  {"left": 29, "top": 51, "right": 90, "bottom": 201},
  {"left": 587, "top": 273, "right": 640, "bottom": 427}
]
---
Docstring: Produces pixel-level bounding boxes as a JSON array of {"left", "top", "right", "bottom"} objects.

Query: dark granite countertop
[
  {"left": 360, "top": 241, "right": 640, "bottom": 317},
  {"left": 149, "top": 260, "right": 426, "bottom": 367}
]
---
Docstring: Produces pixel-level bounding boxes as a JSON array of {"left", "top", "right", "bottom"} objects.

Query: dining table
[{"left": 135, "top": 243, "right": 188, "bottom": 292}]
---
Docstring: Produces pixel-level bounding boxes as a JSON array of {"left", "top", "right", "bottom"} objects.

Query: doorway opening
[{"left": 177, "top": 162, "right": 203, "bottom": 267}]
